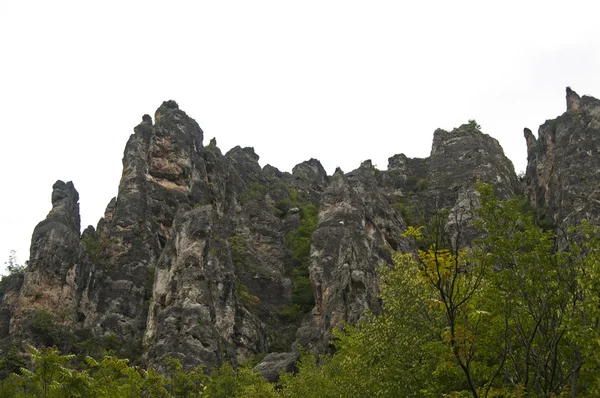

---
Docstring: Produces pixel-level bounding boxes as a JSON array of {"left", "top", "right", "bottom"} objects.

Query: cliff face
[
  {"left": 3, "top": 89, "right": 597, "bottom": 377},
  {"left": 381, "top": 122, "right": 520, "bottom": 248},
  {"left": 11, "top": 181, "right": 91, "bottom": 333},
  {"left": 525, "top": 88, "right": 600, "bottom": 239}
]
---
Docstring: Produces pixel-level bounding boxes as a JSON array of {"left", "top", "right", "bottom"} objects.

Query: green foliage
[
  {"left": 282, "top": 187, "right": 318, "bottom": 319},
  {"left": 203, "top": 362, "right": 278, "bottom": 398},
  {"left": 0, "top": 346, "right": 276, "bottom": 397},
  {"left": 278, "top": 269, "right": 315, "bottom": 322},
  {"left": 2, "top": 184, "right": 600, "bottom": 397},
  {"left": 404, "top": 175, "right": 419, "bottom": 191},
  {"left": 237, "top": 282, "right": 260, "bottom": 307},
  {"left": 392, "top": 198, "right": 419, "bottom": 227},
  {"left": 415, "top": 178, "right": 429, "bottom": 191},
  {"left": 403, "top": 176, "right": 429, "bottom": 192},
  {"left": 278, "top": 350, "right": 339, "bottom": 397},
  {"left": 0, "top": 345, "right": 26, "bottom": 379},
  {"left": 285, "top": 188, "right": 318, "bottom": 266},
  {"left": 468, "top": 119, "right": 481, "bottom": 129},
  {"left": 269, "top": 205, "right": 284, "bottom": 217},
  {"left": 30, "top": 310, "right": 61, "bottom": 347},
  {"left": 371, "top": 165, "right": 381, "bottom": 177},
  {"left": 239, "top": 183, "right": 267, "bottom": 205},
  {"left": 279, "top": 184, "right": 600, "bottom": 397},
  {"left": 274, "top": 199, "right": 294, "bottom": 215},
  {"left": 9, "top": 346, "right": 81, "bottom": 398},
  {"left": 286, "top": 203, "right": 318, "bottom": 267},
  {"left": 229, "top": 235, "right": 247, "bottom": 269},
  {"left": 279, "top": 253, "right": 444, "bottom": 397},
  {"left": 164, "top": 356, "right": 206, "bottom": 397},
  {"left": 81, "top": 234, "right": 101, "bottom": 260},
  {"left": 271, "top": 198, "right": 297, "bottom": 218},
  {"left": 80, "top": 234, "right": 112, "bottom": 266}
]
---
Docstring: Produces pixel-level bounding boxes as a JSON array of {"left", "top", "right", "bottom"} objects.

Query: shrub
[
  {"left": 81, "top": 234, "right": 112, "bottom": 265},
  {"left": 30, "top": 309, "right": 59, "bottom": 346},
  {"left": 468, "top": 119, "right": 481, "bottom": 129},
  {"left": 284, "top": 187, "right": 319, "bottom": 318},
  {"left": 416, "top": 178, "right": 429, "bottom": 191},
  {"left": 229, "top": 235, "right": 248, "bottom": 269},
  {"left": 237, "top": 283, "right": 260, "bottom": 307},
  {"left": 239, "top": 183, "right": 266, "bottom": 204}
]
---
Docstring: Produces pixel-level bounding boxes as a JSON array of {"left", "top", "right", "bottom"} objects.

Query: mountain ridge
[{"left": 0, "top": 88, "right": 597, "bottom": 380}]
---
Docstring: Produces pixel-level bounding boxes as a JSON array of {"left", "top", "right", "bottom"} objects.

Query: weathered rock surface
[
  {"left": 525, "top": 88, "right": 600, "bottom": 238},
  {"left": 2, "top": 89, "right": 597, "bottom": 378},
  {"left": 77, "top": 102, "right": 212, "bottom": 358},
  {"left": 381, "top": 122, "right": 520, "bottom": 248},
  {"left": 297, "top": 161, "right": 412, "bottom": 353},
  {"left": 7, "top": 181, "right": 92, "bottom": 347}
]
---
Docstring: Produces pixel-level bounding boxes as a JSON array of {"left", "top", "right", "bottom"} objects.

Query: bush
[
  {"left": 229, "top": 236, "right": 248, "bottom": 269},
  {"left": 416, "top": 178, "right": 429, "bottom": 191},
  {"left": 273, "top": 199, "right": 294, "bottom": 216},
  {"left": 468, "top": 119, "right": 481, "bottom": 129},
  {"left": 393, "top": 199, "right": 416, "bottom": 227},
  {"left": 30, "top": 310, "right": 60, "bottom": 346},
  {"left": 283, "top": 188, "right": 319, "bottom": 319},
  {"left": 239, "top": 183, "right": 266, "bottom": 205},
  {"left": 81, "top": 234, "right": 111, "bottom": 265},
  {"left": 237, "top": 282, "right": 260, "bottom": 307}
]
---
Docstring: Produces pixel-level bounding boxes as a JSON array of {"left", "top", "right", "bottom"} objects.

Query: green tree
[
  {"left": 164, "top": 356, "right": 206, "bottom": 397},
  {"left": 280, "top": 184, "right": 600, "bottom": 397},
  {"left": 474, "top": 183, "right": 592, "bottom": 396},
  {"left": 85, "top": 355, "right": 143, "bottom": 397},
  {"left": 279, "top": 252, "right": 445, "bottom": 397},
  {"left": 17, "top": 345, "right": 88, "bottom": 398},
  {"left": 203, "top": 362, "right": 277, "bottom": 398}
]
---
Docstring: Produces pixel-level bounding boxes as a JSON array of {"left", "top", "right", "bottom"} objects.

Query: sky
[{"left": 1, "top": 1, "right": 600, "bottom": 273}]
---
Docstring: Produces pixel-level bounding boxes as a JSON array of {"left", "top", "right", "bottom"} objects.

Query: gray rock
[
  {"left": 525, "top": 87, "right": 600, "bottom": 241},
  {"left": 4, "top": 89, "right": 597, "bottom": 377},
  {"left": 254, "top": 352, "right": 299, "bottom": 382},
  {"left": 299, "top": 162, "right": 412, "bottom": 353}
]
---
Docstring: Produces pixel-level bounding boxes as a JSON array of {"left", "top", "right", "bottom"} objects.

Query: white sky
[{"left": 1, "top": 1, "right": 600, "bottom": 273}]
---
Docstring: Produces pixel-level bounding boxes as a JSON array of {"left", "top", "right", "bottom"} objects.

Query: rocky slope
[{"left": 1, "top": 88, "right": 597, "bottom": 378}]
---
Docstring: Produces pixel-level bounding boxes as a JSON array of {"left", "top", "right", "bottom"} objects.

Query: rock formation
[
  {"left": 525, "top": 88, "right": 600, "bottom": 240},
  {"left": 1, "top": 89, "right": 597, "bottom": 380}
]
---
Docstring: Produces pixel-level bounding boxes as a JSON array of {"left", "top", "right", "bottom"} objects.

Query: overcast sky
[{"left": 1, "top": 1, "right": 599, "bottom": 273}]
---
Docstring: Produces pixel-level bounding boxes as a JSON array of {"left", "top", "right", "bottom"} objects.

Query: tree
[
  {"left": 280, "top": 184, "right": 600, "bottom": 397},
  {"left": 82, "top": 355, "right": 144, "bottom": 397},
  {"left": 203, "top": 361, "right": 277, "bottom": 398},
  {"left": 279, "top": 252, "right": 446, "bottom": 397},
  {"left": 474, "top": 183, "right": 594, "bottom": 396},
  {"left": 17, "top": 345, "right": 88, "bottom": 398},
  {"left": 163, "top": 356, "right": 206, "bottom": 397}
]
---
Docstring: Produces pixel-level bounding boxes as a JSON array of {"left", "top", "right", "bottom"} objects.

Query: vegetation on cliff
[{"left": 1, "top": 183, "right": 599, "bottom": 397}]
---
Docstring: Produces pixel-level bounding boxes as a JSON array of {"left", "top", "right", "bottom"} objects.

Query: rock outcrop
[
  {"left": 2, "top": 89, "right": 598, "bottom": 379},
  {"left": 525, "top": 88, "right": 600, "bottom": 238},
  {"left": 21, "top": 181, "right": 84, "bottom": 318},
  {"left": 7, "top": 181, "right": 92, "bottom": 348},
  {"left": 381, "top": 122, "right": 520, "bottom": 248},
  {"left": 296, "top": 161, "right": 412, "bottom": 354}
]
